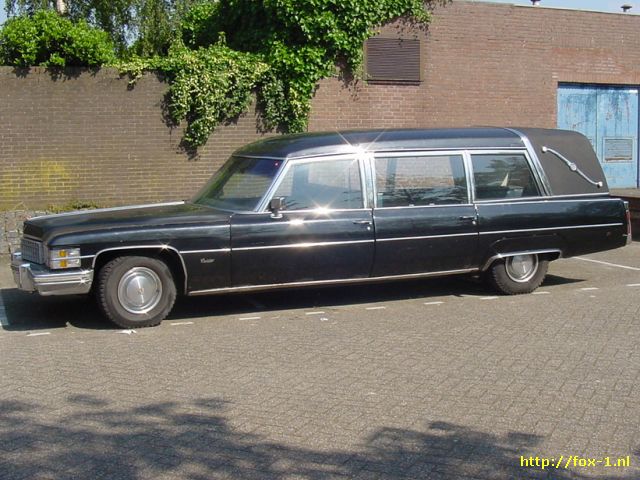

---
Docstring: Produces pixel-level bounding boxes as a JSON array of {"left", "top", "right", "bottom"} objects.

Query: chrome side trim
[
  {"left": 91, "top": 245, "right": 189, "bottom": 294},
  {"left": 188, "top": 268, "right": 478, "bottom": 296},
  {"left": 481, "top": 249, "right": 562, "bottom": 271},
  {"left": 480, "top": 223, "right": 624, "bottom": 236},
  {"left": 374, "top": 203, "right": 475, "bottom": 210},
  {"left": 475, "top": 197, "right": 617, "bottom": 206},
  {"left": 377, "top": 232, "right": 478, "bottom": 242},
  {"left": 547, "top": 192, "right": 611, "bottom": 199},
  {"left": 503, "top": 128, "right": 553, "bottom": 195},
  {"left": 541, "top": 146, "right": 604, "bottom": 188},
  {"left": 233, "top": 239, "right": 374, "bottom": 252},
  {"left": 32, "top": 201, "right": 186, "bottom": 221},
  {"left": 180, "top": 248, "right": 231, "bottom": 254}
]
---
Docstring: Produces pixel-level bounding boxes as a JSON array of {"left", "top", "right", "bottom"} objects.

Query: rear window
[{"left": 471, "top": 153, "right": 541, "bottom": 201}]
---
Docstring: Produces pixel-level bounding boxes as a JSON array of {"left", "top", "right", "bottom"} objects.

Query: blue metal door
[{"left": 558, "top": 84, "right": 639, "bottom": 189}]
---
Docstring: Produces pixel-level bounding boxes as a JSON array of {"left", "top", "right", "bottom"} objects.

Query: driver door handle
[{"left": 353, "top": 220, "right": 372, "bottom": 225}]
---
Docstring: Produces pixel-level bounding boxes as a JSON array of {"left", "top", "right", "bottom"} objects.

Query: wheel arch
[
  {"left": 480, "top": 248, "right": 562, "bottom": 271},
  {"left": 92, "top": 246, "right": 188, "bottom": 295}
]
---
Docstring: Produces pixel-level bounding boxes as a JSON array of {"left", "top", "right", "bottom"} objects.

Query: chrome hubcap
[
  {"left": 117, "top": 267, "right": 163, "bottom": 314},
  {"left": 505, "top": 255, "right": 538, "bottom": 283}
]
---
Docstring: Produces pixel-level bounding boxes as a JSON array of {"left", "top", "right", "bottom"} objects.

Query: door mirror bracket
[{"left": 269, "top": 197, "right": 284, "bottom": 219}]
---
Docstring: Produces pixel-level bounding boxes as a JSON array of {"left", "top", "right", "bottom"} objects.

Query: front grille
[{"left": 21, "top": 238, "right": 44, "bottom": 264}]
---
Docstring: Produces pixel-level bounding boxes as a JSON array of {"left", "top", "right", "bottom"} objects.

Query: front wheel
[
  {"left": 487, "top": 254, "right": 548, "bottom": 295},
  {"left": 96, "top": 256, "right": 177, "bottom": 328}
]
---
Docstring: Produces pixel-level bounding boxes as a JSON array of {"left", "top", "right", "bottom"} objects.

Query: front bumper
[{"left": 11, "top": 252, "right": 94, "bottom": 296}]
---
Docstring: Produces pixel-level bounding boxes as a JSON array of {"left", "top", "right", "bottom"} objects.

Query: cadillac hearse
[{"left": 12, "top": 128, "right": 632, "bottom": 328}]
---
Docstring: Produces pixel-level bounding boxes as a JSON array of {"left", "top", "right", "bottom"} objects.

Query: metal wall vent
[{"left": 365, "top": 37, "right": 421, "bottom": 84}]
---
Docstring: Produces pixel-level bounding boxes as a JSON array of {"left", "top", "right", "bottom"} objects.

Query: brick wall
[{"left": 1, "top": 0, "right": 640, "bottom": 210}]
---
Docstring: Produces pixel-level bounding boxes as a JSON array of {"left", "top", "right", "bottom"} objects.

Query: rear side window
[
  {"left": 471, "top": 153, "right": 541, "bottom": 201},
  {"left": 375, "top": 154, "right": 468, "bottom": 207},
  {"left": 272, "top": 158, "right": 363, "bottom": 210}
]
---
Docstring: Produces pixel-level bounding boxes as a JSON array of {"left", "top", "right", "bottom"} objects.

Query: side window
[
  {"left": 272, "top": 158, "right": 363, "bottom": 210},
  {"left": 375, "top": 154, "right": 468, "bottom": 207},
  {"left": 471, "top": 154, "right": 541, "bottom": 201}
]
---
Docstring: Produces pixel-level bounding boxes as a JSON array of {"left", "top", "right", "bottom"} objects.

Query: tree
[
  {"left": 0, "top": 9, "right": 115, "bottom": 66},
  {"left": 4, "top": 0, "right": 190, "bottom": 55}
]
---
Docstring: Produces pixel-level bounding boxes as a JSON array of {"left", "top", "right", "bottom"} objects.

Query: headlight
[{"left": 48, "top": 248, "right": 81, "bottom": 269}]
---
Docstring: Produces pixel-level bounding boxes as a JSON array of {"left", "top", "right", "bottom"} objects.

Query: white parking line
[
  {"left": 239, "top": 316, "right": 261, "bottom": 321},
  {"left": 626, "top": 283, "right": 640, "bottom": 287},
  {"left": 480, "top": 296, "right": 498, "bottom": 300},
  {"left": 27, "top": 332, "right": 51, "bottom": 337},
  {"left": 305, "top": 311, "right": 325, "bottom": 316},
  {"left": 365, "top": 306, "right": 386, "bottom": 310},
  {"left": 532, "top": 291, "right": 550, "bottom": 295},
  {"left": 170, "top": 321, "right": 194, "bottom": 326},
  {"left": 574, "top": 257, "right": 640, "bottom": 271},
  {"left": 580, "top": 287, "right": 599, "bottom": 291},
  {"left": 424, "top": 301, "right": 444, "bottom": 306}
]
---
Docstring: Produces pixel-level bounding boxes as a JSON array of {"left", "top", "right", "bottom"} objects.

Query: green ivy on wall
[
  {"left": 1, "top": 1, "right": 446, "bottom": 148},
  {"left": 120, "top": 0, "right": 445, "bottom": 148}
]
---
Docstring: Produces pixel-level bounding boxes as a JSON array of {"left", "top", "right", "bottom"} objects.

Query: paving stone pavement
[{"left": 1, "top": 244, "right": 639, "bottom": 480}]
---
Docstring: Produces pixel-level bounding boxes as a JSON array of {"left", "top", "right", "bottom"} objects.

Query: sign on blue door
[{"left": 558, "top": 84, "right": 639, "bottom": 189}]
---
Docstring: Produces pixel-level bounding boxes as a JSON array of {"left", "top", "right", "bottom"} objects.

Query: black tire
[
  {"left": 96, "top": 256, "right": 176, "bottom": 328},
  {"left": 488, "top": 254, "right": 548, "bottom": 295}
]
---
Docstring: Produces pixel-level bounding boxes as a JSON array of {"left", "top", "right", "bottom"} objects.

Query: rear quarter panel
[{"left": 477, "top": 197, "right": 628, "bottom": 265}]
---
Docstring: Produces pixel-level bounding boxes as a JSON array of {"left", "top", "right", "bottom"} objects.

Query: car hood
[{"left": 24, "top": 202, "right": 232, "bottom": 244}]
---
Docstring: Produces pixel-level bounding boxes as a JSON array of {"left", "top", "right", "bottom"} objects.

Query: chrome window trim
[
  {"left": 371, "top": 150, "right": 471, "bottom": 208},
  {"left": 547, "top": 193, "right": 612, "bottom": 199},
  {"left": 481, "top": 249, "right": 562, "bottom": 271},
  {"left": 377, "top": 232, "right": 478, "bottom": 242},
  {"left": 467, "top": 149, "right": 546, "bottom": 202},
  {"left": 257, "top": 154, "right": 368, "bottom": 213},
  {"left": 91, "top": 245, "right": 188, "bottom": 294},
  {"left": 233, "top": 239, "right": 374, "bottom": 252},
  {"left": 358, "top": 152, "right": 371, "bottom": 209},
  {"left": 373, "top": 203, "right": 475, "bottom": 211},
  {"left": 475, "top": 197, "right": 620, "bottom": 206},
  {"left": 188, "top": 267, "right": 478, "bottom": 296},
  {"left": 255, "top": 157, "right": 291, "bottom": 212},
  {"left": 462, "top": 150, "right": 475, "bottom": 205},
  {"left": 473, "top": 195, "right": 552, "bottom": 204},
  {"left": 503, "top": 128, "right": 553, "bottom": 195},
  {"left": 479, "top": 222, "right": 624, "bottom": 236},
  {"left": 365, "top": 146, "right": 527, "bottom": 155}
]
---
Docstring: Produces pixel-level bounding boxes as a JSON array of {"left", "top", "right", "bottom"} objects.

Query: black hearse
[{"left": 12, "top": 128, "right": 632, "bottom": 328}]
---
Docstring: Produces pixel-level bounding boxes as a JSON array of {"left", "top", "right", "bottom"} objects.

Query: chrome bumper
[{"left": 11, "top": 252, "right": 94, "bottom": 296}]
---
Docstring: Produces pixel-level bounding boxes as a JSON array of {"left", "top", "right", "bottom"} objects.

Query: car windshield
[{"left": 192, "top": 156, "right": 283, "bottom": 211}]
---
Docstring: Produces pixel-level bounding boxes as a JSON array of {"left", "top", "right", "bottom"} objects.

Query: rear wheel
[
  {"left": 96, "top": 256, "right": 176, "bottom": 328},
  {"left": 488, "top": 254, "right": 548, "bottom": 295}
]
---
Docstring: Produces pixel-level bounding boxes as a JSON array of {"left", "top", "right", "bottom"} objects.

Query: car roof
[{"left": 234, "top": 128, "right": 526, "bottom": 159}]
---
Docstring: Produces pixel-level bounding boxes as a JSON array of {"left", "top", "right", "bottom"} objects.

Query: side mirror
[{"left": 269, "top": 197, "right": 284, "bottom": 219}]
